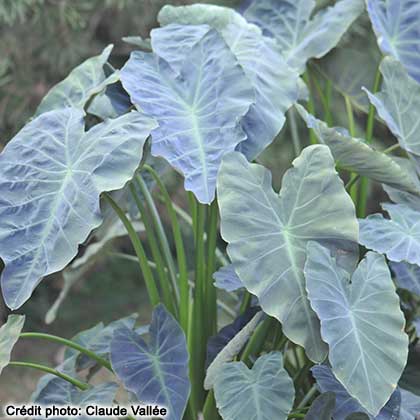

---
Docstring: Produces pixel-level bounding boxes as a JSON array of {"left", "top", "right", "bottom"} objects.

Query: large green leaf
[
  {"left": 214, "top": 352, "right": 295, "bottom": 420},
  {"left": 304, "top": 392, "right": 335, "bottom": 420},
  {"left": 243, "top": 0, "right": 364, "bottom": 73},
  {"left": 121, "top": 28, "right": 254, "bottom": 203},
  {"left": 0, "top": 315, "right": 25, "bottom": 375},
  {"left": 296, "top": 105, "right": 419, "bottom": 195},
  {"left": 359, "top": 203, "right": 420, "bottom": 266},
  {"left": 305, "top": 242, "right": 408, "bottom": 415},
  {"left": 217, "top": 145, "right": 359, "bottom": 362},
  {"left": 35, "top": 45, "right": 118, "bottom": 116},
  {"left": 0, "top": 108, "right": 156, "bottom": 309},
  {"left": 364, "top": 57, "right": 420, "bottom": 157}
]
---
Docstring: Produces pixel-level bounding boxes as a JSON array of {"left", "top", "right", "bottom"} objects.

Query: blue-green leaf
[
  {"left": 35, "top": 45, "right": 118, "bottom": 116},
  {"left": 110, "top": 304, "right": 190, "bottom": 420},
  {"left": 243, "top": 0, "right": 364, "bottom": 73},
  {"left": 367, "top": 0, "right": 420, "bottom": 83},
  {"left": 217, "top": 145, "right": 358, "bottom": 363},
  {"left": 400, "top": 388, "right": 420, "bottom": 420},
  {"left": 121, "top": 28, "right": 254, "bottom": 203},
  {"left": 213, "top": 264, "right": 244, "bottom": 292},
  {"left": 0, "top": 108, "right": 156, "bottom": 309},
  {"left": 155, "top": 6, "right": 299, "bottom": 159},
  {"left": 304, "top": 392, "right": 335, "bottom": 420},
  {"left": 34, "top": 381, "right": 118, "bottom": 420},
  {"left": 214, "top": 352, "right": 295, "bottom": 420},
  {"left": 390, "top": 261, "right": 420, "bottom": 296},
  {"left": 312, "top": 365, "right": 402, "bottom": 420},
  {"left": 0, "top": 315, "right": 25, "bottom": 376},
  {"left": 305, "top": 242, "right": 408, "bottom": 415},
  {"left": 359, "top": 203, "right": 420, "bottom": 266},
  {"left": 364, "top": 57, "right": 420, "bottom": 157},
  {"left": 296, "top": 105, "right": 420, "bottom": 195}
]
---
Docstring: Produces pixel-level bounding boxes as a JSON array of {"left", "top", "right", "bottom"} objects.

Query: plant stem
[
  {"left": 8, "top": 361, "right": 89, "bottom": 390},
  {"left": 103, "top": 193, "right": 160, "bottom": 306},
  {"left": 240, "top": 317, "right": 273, "bottom": 364},
  {"left": 136, "top": 176, "right": 180, "bottom": 304},
  {"left": 129, "top": 183, "right": 176, "bottom": 316},
  {"left": 142, "top": 165, "right": 189, "bottom": 333},
  {"left": 189, "top": 200, "right": 207, "bottom": 415},
  {"left": 344, "top": 95, "right": 359, "bottom": 204},
  {"left": 288, "top": 107, "right": 301, "bottom": 156},
  {"left": 20, "top": 332, "right": 112, "bottom": 371},
  {"left": 206, "top": 200, "right": 218, "bottom": 337},
  {"left": 357, "top": 65, "right": 382, "bottom": 218},
  {"left": 202, "top": 389, "right": 220, "bottom": 420},
  {"left": 302, "top": 72, "right": 317, "bottom": 145},
  {"left": 298, "top": 383, "right": 318, "bottom": 408}
]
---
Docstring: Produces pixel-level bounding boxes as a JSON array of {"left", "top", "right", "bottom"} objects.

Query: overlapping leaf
[
  {"left": 400, "top": 388, "right": 420, "bottom": 420},
  {"left": 217, "top": 146, "right": 358, "bottom": 363},
  {"left": 204, "top": 311, "right": 263, "bottom": 390},
  {"left": 35, "top": 45, "right": 118, "bottom": 116},
  {"left": 390, "top": 261, "right": 420, "bottom": 296},
  {"left": 0, "top": 315, "right": 25, "bottom": 376},
  {"left": 364, "top": 57, "right": 420, "bottom": 157},
  {"left": 305, "top": 243, "right": 408, "bottom": 415},
  {"left": 296, "top": 105, "right": 419, "bottom": 194},
  {"left": 213, "top": 264, "right": 244, "bottom": 292},
  {"left": 305, "top": 392, "right": 335, "bottom": 420},
  {"left": 0, "top": 108, "right": 156, "bottom": 309},
  {"left": 359, "top": 203, "right": 420, "bottom": 266},
  {"left": 214, "top": 352, "right": 295, "bottom": 420},
  {"left": 243, "top": 0, "right": 364, "bottom": 73},
  {"left": 312, "top": 365, "right": 402, "bottom": 420},
  {"left": 110, "top": 304, "right": 190, "bottom": 420},
  {"left": 367, "top": 0, "right": 420, "bottom": 84},
  {"left": 155, "top": 5, "right": 299, "bottom": 159},
  {"left": 120, "top": 28, "right": 254, "bottom": 203},
  {"left": 34, "top": 381, "right": 118, "bottom": 420}
]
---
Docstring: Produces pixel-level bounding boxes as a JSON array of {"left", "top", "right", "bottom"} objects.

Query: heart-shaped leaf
[
  {"left": 364, "top": 57, "right": 420, "bottom": 157},
  {"left": 120, "top": 28, "right": 254, "bottom": 203},
  {"left": 0, "top": 108, "right": 156, "bottom": 309},
  {"left": 110, "top": 304, "right": 190, "bottom": 420},
  {"left": 390, "top": 261, "right": 420, "bottom": 296},
  {"left": 305, "top": 242, "right": 408, "bottom": 415},
  {"left": 0, "top": 315, "right": 25, "bottom": 376},
  {"left": 296, "top": 105, "right": 419, "bottom": 195},
  {"left": 206, "top": 306, "right": 259, "bottom": 367},
  {"left": 367, "top": 0, "right": 420, "bottom": 84},
  {"left": 359, "top": 203, "right": 420, "bottom": 266},
  {"left": 34, "top": 380, "right": 118, "bottom": 420},
  {"left": 304, "top": 392, "right": 335, "bottom": 420},
  {"left": 217, "top": 145, "right": 358, "bottom": 362},
  {"left": 214, "top": 352, "right": 295, "bottom": 420},
  {"left": 35, "top": 45, "right": 118, "bottom": 116},
  {"left": 243, "top": 0, "right": 364, "bottom": 73},
  {"left": 155, "top": 5, "right": 299, "bottom": 160},
  {"left": 205, "top": 311, "right": 263, "bottom": 390},
  {"left": 312, "top": 365, "right": 402, "bottom": 420}
]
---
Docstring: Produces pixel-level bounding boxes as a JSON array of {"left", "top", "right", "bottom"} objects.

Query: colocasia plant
[{"left": 1, "top": 1, "right": 420, "bottom": 419}]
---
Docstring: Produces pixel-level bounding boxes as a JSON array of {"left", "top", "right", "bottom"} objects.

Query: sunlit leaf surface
[
  {"left": 0, "top": 108, "right": 156, "bottom": 309},
  {"left": 121, "top": 28, "right": 254, "bottom": 203},
  {"left": 306, "top": 243, "right": 408, "bottom": 415},
  {"left": 214, "top": 352, "right": 295, "bottom": 420},
  {"left": 218, "top": 146, "right": 358, "bottom": 362},
  {"left": 243, "top": 0, "right": 364, "bottom": 73}
]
